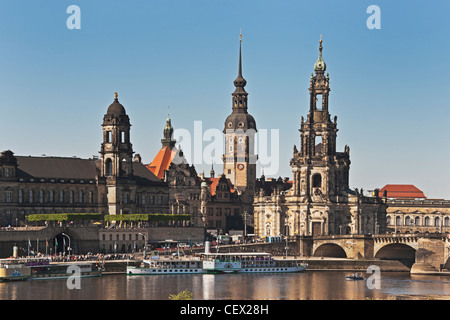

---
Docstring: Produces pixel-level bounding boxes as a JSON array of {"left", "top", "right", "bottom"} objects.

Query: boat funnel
[
  {"left": 205, "top": 241, "right": 211, "bottom": 254},
  {"left": 13, "top": 246, "right": 18, "bottom": 258}
]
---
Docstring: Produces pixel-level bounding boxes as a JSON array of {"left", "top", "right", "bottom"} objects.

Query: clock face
[{"left": 237, "top": 164, "right": 244, "bottom": 170}]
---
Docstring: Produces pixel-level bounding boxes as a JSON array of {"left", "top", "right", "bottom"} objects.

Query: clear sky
[{"left": 0, "top": 1, "right": 449, "bottom": 198}]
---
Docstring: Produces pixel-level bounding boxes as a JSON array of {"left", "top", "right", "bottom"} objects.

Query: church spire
[
  {"left": 161, "top": 107, "right": 176, "bottom": 149},
  {"left": 232, "top": 31, "right": 248, "bottom": 113}
]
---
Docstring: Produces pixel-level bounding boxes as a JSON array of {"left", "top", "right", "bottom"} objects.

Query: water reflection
[{"left": 0, "top": 272, "right": 449, "bottom": 300}]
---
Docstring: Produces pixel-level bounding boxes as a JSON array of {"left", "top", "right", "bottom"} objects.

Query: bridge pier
[{"left": 410, "top": 236, "right": 448, "bottom": 274}]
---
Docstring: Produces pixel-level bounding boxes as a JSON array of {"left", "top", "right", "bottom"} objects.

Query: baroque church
[{"left": 253, "top": 39, "right": 388, "bottom": 237}]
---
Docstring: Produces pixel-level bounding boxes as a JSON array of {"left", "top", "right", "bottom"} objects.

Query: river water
[{"left": 1, "top": 271, "right": 450, "bottom": 300}]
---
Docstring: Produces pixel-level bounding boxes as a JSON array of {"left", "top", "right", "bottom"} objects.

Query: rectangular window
[
  {"left": 69, "top": 191, "right": 74, "bottom": 204},
  {"left": 39, "top": 190, "right": 44, "bottom": 203},
  {"left": 60, "top": 190, "right": 64, "bottom": 203},
  {"left": 49, "top": 190, "right": 54, "bottom": 203},
  {"left": 106, "top": 131, "right": 112, "bottom": 143},
  {"left": 5, "top": 192, "right": 12, "bottom": 203},
  {"left": 29, "top": 190, "right": 33, "bottom": 203},
  {"left": 18, "top": 190, "right": 23, "bottom": 203}
]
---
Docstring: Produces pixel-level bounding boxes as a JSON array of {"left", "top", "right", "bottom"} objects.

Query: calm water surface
[{"left": 1, "top": 271, "right": 450, "bottom": 300}]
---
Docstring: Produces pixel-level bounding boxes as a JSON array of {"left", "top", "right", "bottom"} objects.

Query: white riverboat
[
  {"left": 27, "top": 258, "right": 104, "bottom": 280},
  {"left": 201, "top": 252, "right": 307, "bottom": 274},
  {"left": 0, "top": 258, "right": 31, "bottom": 281},
  {"left": 126, "top": 257, "right": 206, "bottom": 275}
]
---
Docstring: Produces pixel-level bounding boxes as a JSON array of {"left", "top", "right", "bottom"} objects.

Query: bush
[
  {"left": 27, "top": 213, "right": 102, "bottom": 222},
  {"left": 169, "top": 289, "right": 193, "bottom": 300}
]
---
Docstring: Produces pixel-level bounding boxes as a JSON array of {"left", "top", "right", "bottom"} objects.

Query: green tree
[{"left": 168, "top": 289, "right": 193, "bottom": 300}]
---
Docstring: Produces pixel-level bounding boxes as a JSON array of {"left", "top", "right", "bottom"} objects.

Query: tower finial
[
  {"left": 233, "top": 30, "right": 246, "bottom": 88},
  {"left": 240, "top": 28, "right": 242, "bottom": 43},
  {"left": 314, "top": 36, "right": 326, "bottom": 73},
  {"left": 114, "top": 91, "right": 118, "bottom": 101}
]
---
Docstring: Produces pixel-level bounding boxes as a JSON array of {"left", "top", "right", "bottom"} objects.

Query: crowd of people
[{"left": 25, "top": 252, "right": 137, "bottom": 262}]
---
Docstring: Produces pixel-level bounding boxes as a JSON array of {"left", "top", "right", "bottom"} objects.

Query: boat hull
[
  {"left": 0, "top": 268, "right": 31, "bottom": 281},
  {"left": 127, "top": 266, "right": 206, "bottom": 275}
]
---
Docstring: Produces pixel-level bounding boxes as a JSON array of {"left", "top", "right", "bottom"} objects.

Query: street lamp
[
  {"left": 61, "top": 233, "right": 71, "bottom": 255},
  {"left": 138, "top": 233, "right": 147, "bottom": 259}
]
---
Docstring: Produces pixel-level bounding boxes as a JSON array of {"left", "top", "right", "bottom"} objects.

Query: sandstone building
[
  {"left": 253, "top": 39, "right": 388, "bottom": 238},
  {"left": 0, "top": 93, "right": 169, "bottom": 228}
]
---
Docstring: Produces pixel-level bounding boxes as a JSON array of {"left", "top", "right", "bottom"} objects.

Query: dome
[
  {"left": 224, "top": 112, "right": 257, "bottom": 133},
  {"left": 106, "top": 92, "right": 126, "bottom": 116}
]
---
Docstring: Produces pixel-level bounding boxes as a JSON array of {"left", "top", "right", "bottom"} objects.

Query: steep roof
[
  {"left": 204, "top": 177, "right": 236, "bottom": 196},
  {"left": 378, "top": 184, "right": 426, "bottom": 199},
  {"left": 146, "top": 146, "right": 177, "bottom": 180},
  {"left": 14, "top": 155, "right": 164, "bottom": 186}
]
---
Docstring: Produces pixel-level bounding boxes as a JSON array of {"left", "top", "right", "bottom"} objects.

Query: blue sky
[{"left": 0, "top": 1, "right": 449, "bottom": 198}]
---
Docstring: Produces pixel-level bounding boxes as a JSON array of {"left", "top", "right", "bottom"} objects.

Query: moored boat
[
  {"left": 126, "top": 257, "right": 206, "bottom": 275},
  {"left": 26, "top": 258, "right": 104, "bottom": 280},
  {"left": 202, "top": 252, "right": 307, "bottom": 274},
  {"left": 0, "top": 258, "right": 31, "bottom": 281}
]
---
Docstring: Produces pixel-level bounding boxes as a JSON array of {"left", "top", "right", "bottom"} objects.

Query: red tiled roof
[
  {"left": 378, "top": 184, "right": 426, "bottom": 198},
  {"left": 146, "top": 146, "right": 177, "bottom": 179},
  {"left": 204, "top": 177, "right": 235, "bottom": 196}
]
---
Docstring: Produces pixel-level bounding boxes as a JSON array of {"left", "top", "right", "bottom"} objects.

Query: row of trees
[{"left": 26, "top": 213, "right": 191, "bottom": 223}]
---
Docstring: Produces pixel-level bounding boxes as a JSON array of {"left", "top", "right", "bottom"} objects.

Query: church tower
[
  {"left": 223, "top": 33, "right": 257, "bottom": 198},
  {"left": 100, "top": 92, "right": 134, "bottom": 179},
  {"left": 291, "top": 38, "right": 350, "bottom": 204}
]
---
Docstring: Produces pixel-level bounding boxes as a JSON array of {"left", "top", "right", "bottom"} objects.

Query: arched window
[
  {"left": 424, "top": 216, "right": 430, "bottom": 226},
  {"left": 396, "top": 216, "right": 401, "bottom": 226},
  {"left": 79, "top": 191, "right": 83, "bottom": 204},
  {"left": 445, "top": 217, "right": 450, "bottom": 227},
  {"left": 105, "top": 158, "right": 112, "bottom": 176},
  {"left": 415, "top": 216, "right": 421, "bottom": 226},
  {"left": 312, "top": 174, "right": 322, "bottom": 188},
  {"left": 434, "top": 217, "right": 440, "bottom": 227},
  {"left": 405, "top": 216, "right": 411, "bottom": 226},
  {"left": 386, "top": 216, "right": 391, "bottom": 225}
]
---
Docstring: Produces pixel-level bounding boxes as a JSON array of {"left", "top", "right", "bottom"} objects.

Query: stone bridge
[{"left": 305, "top": 233, "right": 450, "bottom": 273}]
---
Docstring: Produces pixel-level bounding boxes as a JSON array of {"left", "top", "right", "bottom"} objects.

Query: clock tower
[{"left": 223, "top": 34, "right": 257, "bottom": 199}]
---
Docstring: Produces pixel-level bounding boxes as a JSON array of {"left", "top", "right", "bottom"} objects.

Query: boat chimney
[
  {"left": 13, "top": 246, "right": 18, "bottom": 258},
  {"left": 205, "top": 241, "right": 211, "bottom": 254}
]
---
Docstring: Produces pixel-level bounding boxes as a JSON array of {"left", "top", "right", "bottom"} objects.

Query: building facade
[
  {"left": 0, "top": 93, "right": 169, "bottom": 227},
  {"left": 253, "top": 39, "right": 387, "bottom": 238},
  {"left": 378, "top": 185, "right": 450, "bottom": 234}
]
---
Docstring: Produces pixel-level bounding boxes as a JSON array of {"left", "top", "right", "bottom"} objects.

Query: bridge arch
[
  {"left": 375, "top": 243, "right": 416, "bottom": 268},
  {"left": 313, "top": 243, "right": 347, "bottom": 258}
]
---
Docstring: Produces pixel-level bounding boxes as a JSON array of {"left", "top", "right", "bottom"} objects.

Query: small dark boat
[{"left": 345, "top": 272, "right": 364, "bottom": 280}]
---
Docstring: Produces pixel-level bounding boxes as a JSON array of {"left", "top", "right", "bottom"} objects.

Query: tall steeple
[
  {"left": 223, "top": 31, "right": 257, "bottom": 200},
  {"left": 291, "top": 37, "right": 350, "bottom": 202}
]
